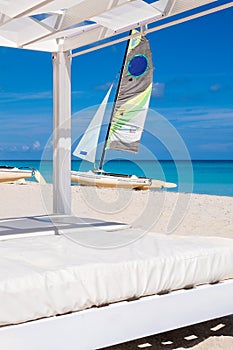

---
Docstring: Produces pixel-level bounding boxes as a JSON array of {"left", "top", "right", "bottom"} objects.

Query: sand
[{"left": 0, "top": 182, "right": 232, "bottom": 349}]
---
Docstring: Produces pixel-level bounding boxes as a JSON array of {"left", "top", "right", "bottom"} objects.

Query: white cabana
[
  {"left": 0, "top": 0, "right": 231, "bottom": 215},
  {"left": 0, "top": 2, "right": 233, "bottom": 350}
]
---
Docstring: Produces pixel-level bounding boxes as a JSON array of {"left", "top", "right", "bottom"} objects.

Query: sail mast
[{"left": 98, "top": 31, "right": 132, "bottom": 170}]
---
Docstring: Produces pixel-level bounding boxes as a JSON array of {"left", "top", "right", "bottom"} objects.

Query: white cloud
[
  {"left": 32, "top": 141, "right": 41, "bottom": 150},
  {"left": 152, "top": 82, "right": 165, "bottom": 98},
  {"left": 0, "top": 91, "right": 52, "bottom": 103},
  {"left": 199, "top": 142, "right": 233, "bottom": 151},
  {"left": 95, "top": 81, "right": 116, "bottom": 91},
  {"left": 22, "top": 145, "right": 30, "bottom": 151},
  {"left": 210, "top": 84, "right": 221, "bottom": 92},
  {"left": 72, "top": 90, "right": 85, "bottom": 96},
  {"left": 156, "top": 106, "right": 233, "bottom": 127}
]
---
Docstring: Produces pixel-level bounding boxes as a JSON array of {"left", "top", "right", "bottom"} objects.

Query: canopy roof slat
[
  {"left": 0, "top": 0, "right": 226, "bottom": 53},
  {"left": 0, "top": 1, "right": 53, "bottom": 21},
  {"left": 59, "top": 0, "right": 130, "bottom": 31},
  {"left": 153, "top": 0, "right": 217, "bottom": 17}
]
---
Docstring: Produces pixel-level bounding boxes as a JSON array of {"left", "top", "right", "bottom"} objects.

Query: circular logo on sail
[{"left": 127, "top": 54, "right": 149, "bottom": 78}]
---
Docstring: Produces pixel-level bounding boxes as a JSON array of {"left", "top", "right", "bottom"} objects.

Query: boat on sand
[
  {"left": 0, "top": 166, "right": 34, "bottom": 183},
  {"left": 71, "top": 30, "right": 176, "bottom": 190},
  {"left": 0, "top": 166, "right": 46, "bottom": 184}
]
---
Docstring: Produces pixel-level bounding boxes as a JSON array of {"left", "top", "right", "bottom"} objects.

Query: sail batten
[{"left": 106, "top": 30, "right": 153, "bottom": 153}]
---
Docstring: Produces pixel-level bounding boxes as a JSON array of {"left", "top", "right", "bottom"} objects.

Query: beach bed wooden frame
[
  {"left": 0, "top": 279, "right": 233, "bottom": 350},
  {"left": 1, "top": 2, "right": 233, "bottom": 350}
]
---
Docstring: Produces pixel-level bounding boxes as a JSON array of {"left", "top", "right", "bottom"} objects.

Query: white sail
[{"left": 73, "top": 85, "right": 113, "bottom": 163}]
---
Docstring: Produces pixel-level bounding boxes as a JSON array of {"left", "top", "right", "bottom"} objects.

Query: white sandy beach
[
  {"left": 1, "top": 182, "right": 232, "bottom": 237},
  {"left": 0, "top": 182, "right": 232, "bottom": 349}
]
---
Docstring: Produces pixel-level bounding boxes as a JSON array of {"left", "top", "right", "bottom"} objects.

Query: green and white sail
[{"left": 106, "top": 30, "right": 153, "bottom": 153}]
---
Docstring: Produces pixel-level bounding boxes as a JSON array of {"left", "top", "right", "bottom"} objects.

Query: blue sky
[{"left": 0, "top": 1, "right": 233, "bottom": 160}]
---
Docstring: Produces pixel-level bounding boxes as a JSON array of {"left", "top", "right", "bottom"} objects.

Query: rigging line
[{"left": 98, "top": 30, "right": 132, "bottom": 170}]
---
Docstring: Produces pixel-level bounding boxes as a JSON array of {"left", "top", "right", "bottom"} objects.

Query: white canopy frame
[
  {"left": 0, "top": 2, "right": 233, "bottom": 349},
  {"left": 0, "top": 0, "right": 232, "bottom": 214},
  {"left": 52, "top": 50, "right": 71, "bottom": 215},
  {"left": 71, "top": 1, "right": 233, "bottom": 58}
]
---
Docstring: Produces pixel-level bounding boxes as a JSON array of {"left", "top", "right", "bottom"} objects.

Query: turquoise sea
[{"left": 0, "top": 160, "right": 232, "bottom": 197}]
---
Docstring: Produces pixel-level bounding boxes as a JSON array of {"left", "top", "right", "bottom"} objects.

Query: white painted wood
[
  {"left": 146, "top": 2, "right": 233, "bottom": 35},
  {"left": 52, "top": 50, "right": 71, "bottom": 215},
  {"left": 71, "top": 1, "right": 233, "bottom": 58},
  {"left": 0, "top": 280, "right": 232, "bottom": 350},
  {"left": 1, "top": 1, "right": 231, "bottom": 53}
]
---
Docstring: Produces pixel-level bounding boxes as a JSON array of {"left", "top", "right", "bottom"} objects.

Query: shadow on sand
[{"left": 104, "top": 315, "right": 233, "bottom": 349}]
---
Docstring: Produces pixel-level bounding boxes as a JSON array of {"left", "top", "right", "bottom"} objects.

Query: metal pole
[
  {"left": 98, "top": 31, "right": 132, "bottom": 170},
  {"left": 52, "top": 50, "right": 71, "bottom": 215}
]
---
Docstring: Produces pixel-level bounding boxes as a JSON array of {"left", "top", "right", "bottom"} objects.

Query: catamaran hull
[
  {"left": 71, "top": 171, "right": 152, "bottom": 190},
  {"left": 71, "top": 171, "right": 177, "bottom": 190},
  {"left": 0, "top": 168, "right": 33, "bottom": 183}
]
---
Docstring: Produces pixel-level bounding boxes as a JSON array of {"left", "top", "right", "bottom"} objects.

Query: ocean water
[{"left": 0, "top": 160, "right": 232, "bottom": 197}]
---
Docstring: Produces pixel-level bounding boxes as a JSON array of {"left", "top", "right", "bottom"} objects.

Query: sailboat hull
[
  {"left": 0, "top": 167, "right": 33, "bottom": 183},
  {"left": 71, "top": 170, "right": 152, "bottom": 190},
  {"left": 72, "top": 32, "right": 177, "bottom": 191}
]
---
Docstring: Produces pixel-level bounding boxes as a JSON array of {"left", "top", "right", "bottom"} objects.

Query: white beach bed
[{"left": 0, "top": 227, "right": 233, "bottom": 349}]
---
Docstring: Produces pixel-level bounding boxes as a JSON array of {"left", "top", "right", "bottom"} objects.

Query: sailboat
[
  {"left": 0, "top": 166, "right": 34, "bottom": 183},
  {"left": 71, "top": 30, "right": 176, "bottom": 190},
  {"left": 0, "top": 166, "right": 46, "bottom": 184}
]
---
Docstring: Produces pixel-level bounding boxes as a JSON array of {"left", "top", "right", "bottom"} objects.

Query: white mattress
[{"left": 0, "top": 229, "right": 233, "bottom": 326}]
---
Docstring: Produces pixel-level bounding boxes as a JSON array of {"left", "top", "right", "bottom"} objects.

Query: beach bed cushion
[{"left": 0, "top": 229, "right": 233, "bottom": 326}]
